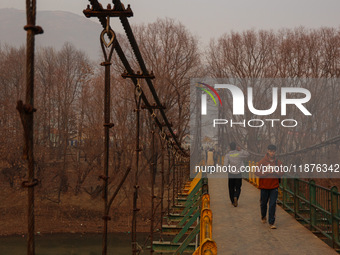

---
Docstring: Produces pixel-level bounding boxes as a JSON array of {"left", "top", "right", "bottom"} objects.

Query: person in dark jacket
[
  {"left": 224, "top": 142, "right": 249, "bottom": 207},
  {"left": 255, "top": 144, "right": 284, "bottom": 229}
]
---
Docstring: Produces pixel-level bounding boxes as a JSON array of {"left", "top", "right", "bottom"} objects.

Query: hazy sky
[{"left": 1, "top": 0, "right": 340, "bottom": 45}]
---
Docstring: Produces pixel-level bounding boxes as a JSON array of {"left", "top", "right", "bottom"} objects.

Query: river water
[{"left": 0, "top": 233, "right": 149, "bottom": 255}]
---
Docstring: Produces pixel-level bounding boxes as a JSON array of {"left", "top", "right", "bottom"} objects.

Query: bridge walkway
[{"left": 209, "top": 177, "right": 337, "bottom": 255}]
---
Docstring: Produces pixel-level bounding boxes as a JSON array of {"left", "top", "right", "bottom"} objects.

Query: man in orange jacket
[{"left": 255, "top": 144, "right": 284, "bottom": 229}]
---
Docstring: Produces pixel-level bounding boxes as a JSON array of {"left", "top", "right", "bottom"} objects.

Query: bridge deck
[{"left": 209, "top": 177, "right": 337, "bottom": 255}]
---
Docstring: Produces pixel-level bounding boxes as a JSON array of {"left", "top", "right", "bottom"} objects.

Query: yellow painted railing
[
  {"left": 187, "top": 172, "right": 202, "bottom": 194},
  {"left": 248, "top": 161, "right": 259, "bottom": 188},
  {"left": 193, "top": 193, "right": 217, "bottom": 255}
]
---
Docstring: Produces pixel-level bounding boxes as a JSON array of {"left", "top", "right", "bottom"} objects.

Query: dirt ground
[
  {"left": 0, "top": 158, "right": 161, "bottom": 237},
  {"left": 1, "top": 170, "right": 338, "bottom": 236},
  {"left": 0, "top": 186, "right": 150, "bottom": 236}
]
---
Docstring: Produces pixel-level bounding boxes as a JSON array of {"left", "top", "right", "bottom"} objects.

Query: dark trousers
[
  {"left": 228, "top": 173, "right": 242, "bottom": 203},
  {"left": 260, "top": 188, "right": 278, "bottom": 225}
]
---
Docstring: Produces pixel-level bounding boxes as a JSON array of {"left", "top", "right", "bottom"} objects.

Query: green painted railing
[
  {"left": 153, "top": 173, "right": 206, "bottom": 254},
  {"left": 278, "top": 178, "right": 340, "bottom": 249}
]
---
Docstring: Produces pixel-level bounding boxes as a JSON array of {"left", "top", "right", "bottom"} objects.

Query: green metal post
[
  {"left": 182, "top": 179, "right": 202, "bottom": 207},
  {"left": 331, "top": 186, "right": 339, "bottom": 248},
  {"left": 178, "top": 199, "right": 201, "bottom": 227},
  {"left": 181, "top": 189, "right": 201, "bottom": 216},
  {"left": 309, "top": 180, "right": 316, "bottom": 231},
  {"left": 283, "top": 177, "right": 287, "bottom": 209},
  {"left": 174, "top": 223, "right": 200, "bottom": 255},
  {"left": 294, "top": 178, "right": 299, "bottom": 218},
  {"left": 173, "top": 210, "right": 200, "bottom": 243}
]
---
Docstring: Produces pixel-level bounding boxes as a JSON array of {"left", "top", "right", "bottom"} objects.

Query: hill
[{"left": 0, "top": 8, "right": 106, "bottom": 61}]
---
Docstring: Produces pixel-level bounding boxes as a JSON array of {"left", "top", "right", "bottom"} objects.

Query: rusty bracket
[
  {"left": 167, "top": 141, "right": 173, "bottom": 149},
  {"left": 103, "top": 123, "right": 114, "bottom": 128},
  {"left": 102, "top": 215, "right": 112, "bottom": 221},
  {"left": 160, "top": 132, "right": 168, "bottom": 140},
  {"left": 16, "top": 101, "right": 37, "bottom": 159},
  {"left": 83, "top": 4, "right": 133, "bottom": 18},
  {"left": 100, "top": 61, "right": 112, "bottom": 66},
  {"left": 121, "top": 70, "right": 155, "bottom": 80},
  {"left": 22, "top": 179, "right": 39, "bottom": 188},
  {"left": 16, "top": 101, "right": 37, "bottom": 114},
  {"left": 24, "top": 24, "right": 44, "bottom": 35},
  {"left": 99, "top": 175, "right": 110, "bottom": 180}
]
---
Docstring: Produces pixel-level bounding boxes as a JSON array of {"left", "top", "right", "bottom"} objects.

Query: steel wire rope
[
  {"left": 16, "top": 1, "right": 43, "bottom": 254},
  {"left": 111, "top": 0, "right": 187, "bottom": 156},
  {"left": 88, "top": 0, "right": 185, "bottom": 157},
  {"left": 149, "top": 122, "right": 156, "bottom": 255},
  {"left": 87, "top": 0, "right": 185, "bottom": 157},
  {"left": 84, "top": 3, "right": 189, "bottom": 254},
  {"left": 244, "top": 134, "right": 340, "bottom": 158},
  {"left": 132, "top": 79, "right": 142, "bottom": 255},
  {"left": 84, "top": 0, "right": 189, "bottom": 220},
  {"left": 138, "top": 198, "right": 167, "bottom": 253},
  {"left": 99, "top": 17, "right": 116, "bottom": 255},
  {"left": 159, "top": 137, "right": 166, "bottom": 240}
]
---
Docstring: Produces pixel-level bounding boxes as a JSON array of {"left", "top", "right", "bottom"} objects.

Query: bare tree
[
  {"left": 206, "top": 28, "right": 340, "bottom": 164},
  {"left": 0, "top": 45, "right": 26, "bottom": 187}
]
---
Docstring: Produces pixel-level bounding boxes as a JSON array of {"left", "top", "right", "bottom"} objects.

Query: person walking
[
  {"left": 224, "top": 142, "right": 249, "bottom": 207},
  {"left": 207, "top": 148, "right": 214, "bottom": 166},
  {"left": 255, "top": 144, "right": 284, "bottom": 229}
]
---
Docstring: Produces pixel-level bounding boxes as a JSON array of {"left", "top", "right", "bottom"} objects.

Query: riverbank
[
  {"left": 0, "top": 232, "right": 151, "bottom": 255},
  {"left": 0, "top": 187, "right": 150, "bottom": 236}
]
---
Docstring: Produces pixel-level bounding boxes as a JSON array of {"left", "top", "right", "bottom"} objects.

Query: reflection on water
[{"left": 0, "top": 233, "right": 148, "bottom": 255}]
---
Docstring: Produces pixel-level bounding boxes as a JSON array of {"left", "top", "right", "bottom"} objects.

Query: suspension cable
[
  {"left": 245, "top": 134, "right": 340, "bottom": 157},
  {"left": 16, "top": 1, "right": 43, "bottom": 254},
  {"left": 149, "top": 126, "right": 156, "bottom": 255},
  {"left": 132, "top": 80, "right": 142, "bottom": 255},
  {"left": 87, "top": 0, "right": 187, "bottom": 157},
  {"left": 99, "top": 16, "right": 115, "bottom": 255}
]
